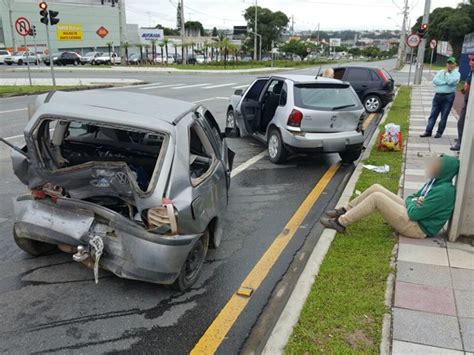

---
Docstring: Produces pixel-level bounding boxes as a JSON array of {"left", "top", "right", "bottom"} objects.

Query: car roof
[
  {"left": 260, "top": 74, "right": 345, "bottom": 85},
  {"left": 38, "top": 90, "right": 196, "bottom": 125},
  {"left": 334, "top": 66, "right": 376, "bottom": 70}
]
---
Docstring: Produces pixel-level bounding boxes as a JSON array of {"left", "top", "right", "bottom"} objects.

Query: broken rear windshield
[
  {"left": 35, "top": 119, "right": 167, "bottom": 193},
  {"left": 294, "top": 84, "right": 360, "bottom": 111}
]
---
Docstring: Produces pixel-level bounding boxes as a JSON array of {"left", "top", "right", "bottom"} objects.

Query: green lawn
[
  {"left": 0, "top": 85, "right": 95, "bottom": 97},
  {"left": 285, "top": 87, "right": 412, "bottom": 354}
]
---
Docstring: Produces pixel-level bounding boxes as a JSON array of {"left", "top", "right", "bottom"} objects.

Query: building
[{"left": 0, "top": 0, "right": 126, "bottom": 55}]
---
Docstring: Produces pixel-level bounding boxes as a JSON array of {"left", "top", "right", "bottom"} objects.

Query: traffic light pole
[
  {"left": 44, "top": 23, "right": 56, "bottom": 87},
  {"left": 23, "top": 36, "right": 32, "bottom": 86},
  {"left": 414, "top": 0, "right": 431, "bottom": 84}
]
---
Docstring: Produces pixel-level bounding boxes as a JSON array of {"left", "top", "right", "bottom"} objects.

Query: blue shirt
[{"left": 433, "top": 69, "right": 460, "bottom": 94}]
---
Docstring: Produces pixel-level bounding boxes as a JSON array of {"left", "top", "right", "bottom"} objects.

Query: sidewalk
[{"left": 391, "top": 83, "right": 474, "bottom": 354}]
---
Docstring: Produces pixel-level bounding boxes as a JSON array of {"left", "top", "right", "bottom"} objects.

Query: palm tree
[
  {"left": 137, "top": 43, "right": 144, "bottom": 64},
  {"left": 173, "top": 43, "right": 178, "bottom": 62},
  {"left": 150, "top": 39, "right": 157, "bottom": 64},
  {"left": 190, "top": 41, "right": 196, "bottom": 57},
  {"left": 144, "top": 43, "right": 151, "bottom": 64},
  {"left": 159, "top": 42, "right": 165, "bottom": 64},
  {"left": 121, "top": 41, "right": 130, "bottom": 65},
  {"left": 163, "top": 38, "right": 170, "bottom": 64}
]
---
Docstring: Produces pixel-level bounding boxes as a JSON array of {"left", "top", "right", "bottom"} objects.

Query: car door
[
  {"left": 188, "top": 119, "right": 228, "bottom": 237},
  {"left": 344, "top": 68, "right": 371, "bottom": 99},
  {"left": 236, "top": 78, "right": 268, "bottom": 136}
]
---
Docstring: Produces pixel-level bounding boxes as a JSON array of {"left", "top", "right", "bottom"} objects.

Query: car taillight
[
  {"left": 147, "top": 198, "right": 178, "bottom": 235},
  {"left": 287, "top": 109, "right": 303, "bottom": 127},
  {"left": 377, "top": 69, "right": 388, "bottom": 82}
]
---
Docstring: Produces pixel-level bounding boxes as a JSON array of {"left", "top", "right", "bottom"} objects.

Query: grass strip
[
  {"left": 0, "top": 85, "right": 109, "bottom": 97},
  {"left": 285, "top": 86, "right": 412, "bottom": 354}
]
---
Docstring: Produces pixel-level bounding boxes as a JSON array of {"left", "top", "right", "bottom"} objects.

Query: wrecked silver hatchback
[{"left": 5, "top": 91, "right": 234, "bottom": 290}]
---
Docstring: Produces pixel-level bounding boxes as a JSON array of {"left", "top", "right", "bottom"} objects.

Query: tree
[
  {"left": 176, "top": 3, "right": 182, "bottom": 32},
  {"left": 159, "top": 42, "right": 165, "bottom": 64},
  {"left": 163, "top": 38, "right": 170, "bottom": 63},
  {"left": 280, "top": 39, "right": 316, "bottom": 60},
  {"left": 155, "top": 24, "right": 179, "bottom": 36},
  {"left": 348, "top": 47, "right": 361, "bottom": 56},
  {"left": 412, "top": 2, "right": 474, "bottom": 59},
  {"left": 150, "top": 39, "right": 157, "bottom": 63},
  {"left": 137, "top": 43, "right": 144, "bottom": 64},
  {"left": 361, "top": 46, "right": 380, "bottom": 58},
  {"left": 212, "top": 27, "right": 218, "bottom": 37},
  {"left": 185, "top": 21, "right": 205, "bottom": 37},
  {"left": 243, "top": 6, "right": 289, "bottom": 54},
  {"left": 121, "top": 42, "right": 130, "bottom": 64}
]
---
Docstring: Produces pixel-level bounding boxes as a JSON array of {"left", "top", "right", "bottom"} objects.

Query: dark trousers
[
  {"left": 425, "top": 92, "right": 455, "bottom": 135},
  {"left": 456, "top": 93, "right": 469, "bottom": 146}
]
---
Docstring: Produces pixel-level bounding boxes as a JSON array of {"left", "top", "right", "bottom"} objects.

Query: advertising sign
[
  {"left": 139, "top": 28, "right": 164, "bottom": 44},
  {"left": 57, "top": 24, "right": 83, "bottom": 41},
  {"left": 329, "top": 38, "right": 341, "bottom": 47}
]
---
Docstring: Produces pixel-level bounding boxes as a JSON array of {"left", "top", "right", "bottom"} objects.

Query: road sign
[
  {"left": 430, "top": 39, "right": 438, "bottom": 49},
  {"left": 15, "top": 17, "right": 31, "bottom": 37},
  {"left": 406, "top": 33, "right": 421, "bottom": 48},
  {"left": 96, "top": 26, "right": 109, "bottom": 39}
]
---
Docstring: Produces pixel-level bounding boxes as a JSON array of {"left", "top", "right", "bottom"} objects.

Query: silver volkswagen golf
[
  {"left": 226, "top": 74, "right": 366, "bottom": 164},
  {"left": 5, "top": 91, "right": 234, "bottom": 291}
]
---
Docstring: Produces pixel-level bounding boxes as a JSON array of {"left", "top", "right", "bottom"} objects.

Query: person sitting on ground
[
  {"left": 320, "top": 155, "right": 460, "bottom": 239},
  {"left": 322, "top": 68, "right": 334, "bottom": 78}
]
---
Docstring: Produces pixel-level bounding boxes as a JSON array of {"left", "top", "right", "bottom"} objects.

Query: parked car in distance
[
  {"left": 80, "top": 51, "right": 103, "bottom": 65},
  {"left": 6, "top": 91, "right": 234, "bottom": 291},
  {"left": 127, "top": 53, "right": 141, "bottom": 65},
  {"left": 93, "top": 52, "right": 121, "bottom": 65},
  {"left": 4, "top": 51, "right": 40, "bottom": 65},
  {"left": 332, "top": 66, "right": 395, "bottom": 113},
  {"left": 0, "top": 49, "right": 11, "bottom": 64},
  {"left": 226, "top": 74, "right": 366, "bottom": 164},
  {"left": 44, "top": 51, "right": 81, "bottom": 66}
]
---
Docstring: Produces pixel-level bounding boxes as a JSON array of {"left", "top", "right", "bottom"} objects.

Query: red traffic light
[
  {"left": 39, "top": 1, "right": 48, "bottom": 10},
  {"left": 421, "top": 23, "right": 428, "bottom": 30}
]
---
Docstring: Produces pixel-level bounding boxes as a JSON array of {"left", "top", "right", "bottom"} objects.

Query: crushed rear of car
[{"left": 5, "top": 91, "right": 233, "bottom": 290}]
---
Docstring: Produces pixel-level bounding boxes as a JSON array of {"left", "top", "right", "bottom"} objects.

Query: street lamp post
[
  {"left": 180, "top": 0, "right": 186, "bottom": 65},
  {"left": 254, "top": 0, "right": 258, "bottom": 61},
  {"left": 414, "top": 0, "right": 431, "bottom": 84},
  {"left": 395, "top": 0, "right": 409, "bottom": 69},
  {"left": 249, "top": 31, "right": 262, "bottom": 61}
]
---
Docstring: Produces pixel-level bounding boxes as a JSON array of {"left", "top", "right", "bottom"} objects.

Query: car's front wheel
[
  {"left": 74, "top": 60, "right": 79, "bottom": 66},
  {"left": 226, "top": 108, "right": 240, "bottom": 137},
  {"left": 268, "top": 128, "right": 288, "bottom": 164},
  {"left": 339, "top": 149, "right": 362, "bottom": 164},
  {"left": 171, "top": 230, "right": 209, "bottom": 291},
  {"left": 17, "top": 59, "right": 23, "bottom": 65},
  {"left": 13, "top": 228, "right": 57, "bottom": 256},
  {"left": 364, "top": 95, "right": 382, "bottom": 113}
]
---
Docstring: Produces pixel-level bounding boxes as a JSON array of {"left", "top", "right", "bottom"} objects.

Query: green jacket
[{"left": 405, "top": 155, "right": 460, "bottom": 237}]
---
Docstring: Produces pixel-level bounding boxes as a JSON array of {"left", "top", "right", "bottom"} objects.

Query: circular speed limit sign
[
  {"left": 406, "top": 33, "right": 421, "bottom": 48},
  {"left": 430, "top": 39, "right": 437, "bottom": 49}
]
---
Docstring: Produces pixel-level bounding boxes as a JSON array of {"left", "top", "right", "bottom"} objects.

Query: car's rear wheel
[
  {"left": 13, "top": 228, "right": 57, "bottom": 256},
  {"left": 339, "top": 149, "right": 362, "bottom": 164},
  {"left": 171, "top": 230, "right": 209, "bottom": 291},
  {"left": 268, "top": 128, "right": 288, "bottom": 164},
  {"left": 364, "top": 95, "right": 382, "bottom": 113},
  {"left": 226, "top": 108, "right": 240, "bottom": 137},
  {"left": 17, "top": 59, "right": 23, "bottom": 65},
  {"left": 74, "top": 60, "right": 79, "bottom": 66}
]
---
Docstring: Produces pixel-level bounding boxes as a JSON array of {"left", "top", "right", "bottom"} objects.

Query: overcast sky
[{"left": 125, "top": 0, "right": 461, "bottom": 31}]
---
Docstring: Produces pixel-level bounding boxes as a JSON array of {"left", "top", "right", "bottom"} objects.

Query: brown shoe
[
  {"left": 320, "top": 217, "right": 346, "bottom": 232},
  {"left": 325, "top": 207, "right": 347, "bottom": 219}
]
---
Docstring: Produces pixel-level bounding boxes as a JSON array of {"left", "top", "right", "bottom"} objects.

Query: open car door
[{"left": 236, "top": 78, "right": 268, "bottom": 136}]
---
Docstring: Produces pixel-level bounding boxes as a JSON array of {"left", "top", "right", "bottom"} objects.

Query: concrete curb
[{"left": 262, "top": 92, "right": 399, "bottom": 354}]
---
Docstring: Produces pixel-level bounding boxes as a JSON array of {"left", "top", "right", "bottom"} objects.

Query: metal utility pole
[
  {"left": 117, "top": 0, "right": 127, "bottom": 54},
  {"left": 6, "top": 0, "right": 17, "bottom": 51},
  {"left": 254, "top": 0, "right": 258, "bottom": 61},
  {"left": 180, "top": 0, "right": 186, "bottom": 64},
  {"left": 396, "top": 0, "right": 409, "bottom": 69},
  {"left": 45, "top": 24, "right": 56, "bottom": 87},
  {"left": 414, "top": 0, "right": 431, "bottom": 84}
]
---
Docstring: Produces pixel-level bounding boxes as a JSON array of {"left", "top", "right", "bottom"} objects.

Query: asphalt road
[{"left": 0, "top": 59, "right": 395, "bottom": 354}]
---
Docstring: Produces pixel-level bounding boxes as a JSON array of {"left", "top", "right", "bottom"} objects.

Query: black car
[
  {"left": 333, "top": 66, "right": 394, "bottom": 113},
  {"left": 44, "top": 51, "right": 81, "bottom": 66}
]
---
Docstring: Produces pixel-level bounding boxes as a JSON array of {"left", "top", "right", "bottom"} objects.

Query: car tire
[
  {"left": 226, "top": 108, "right": 240, "bottom": 137},
  {"left": 17, "top": 59, "right": 23, "bottom": 65},
  {"left": 171, "top": 230, "right": 209, "bottom": 291},
  {"left": 268, "top": 128, "right": 288, "bottom": 164},
  {"left": 74, "top": 60, "right": 79, "bottom": 66},
  {"left": 364, "top": 95, "right": 382, "bottom": 113},
  {"left": 7, "top": 62, "right": 12, "bottom": 65},
  {"left": 13, "top": 228, "right": 57, "bottom": 256},
  {"left": 339, "top": 149, "right": 362, "bottom": 164}
]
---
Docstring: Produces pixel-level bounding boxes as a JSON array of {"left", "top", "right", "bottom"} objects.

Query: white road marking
[
  {"left": 3, "top": 133, "right": 24, "bottom": 141},
  {"left": 231, "top": 150, "right": 267, "bottom": 178},
  {"left": 172, "top": 83, "right": 211, "bottom": 90},
  {"left": 0, "top": 108, "right": 28, "bottom": 114},
  {"left": 192, "top": 97, "right": 228, "bottom": 103},
  {"left": 232, "top": 84, "right": 249, "bottom": 89},
  {"left": 140, "top": 83, "right": 185, "bottom": 90},
  {"left": 203, "top": 83, "right": 237, "bottom": 90},
  {"left": 108, "top": 82, "right": 161, "bottom": 90}
]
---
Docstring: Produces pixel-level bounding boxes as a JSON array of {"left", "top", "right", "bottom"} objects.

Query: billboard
[
  {"left": 139, "top": 28, "right": 164, "bottom": 44},
  {"left": 329, "top": 38, "right": 341, "bottom": 47},
  {"left": 57, "top": 24, "right": 83, "bottom": 41}
]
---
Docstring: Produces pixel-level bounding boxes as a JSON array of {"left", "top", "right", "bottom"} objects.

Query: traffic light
[
  {"left": 39, "top": 2, "right": 49, "bottom": 25},
  {"left": 49, "top": 10, "right": 60, "bottom": 26},
  {"left": 31, "top": 25, "right": 37, "bottom": 37},
  {"left": 418, "top": 23, "right": 428, "bottom": 38}
]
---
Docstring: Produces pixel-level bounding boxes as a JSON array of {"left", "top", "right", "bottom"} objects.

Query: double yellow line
[
  {"left": 362, "top": 113, "right": 377, "bottom": 131},
  {"left": 191, "top": 162, "right": 341, "bottom": 354}
]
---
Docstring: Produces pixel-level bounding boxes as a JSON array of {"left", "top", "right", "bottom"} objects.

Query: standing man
[
  {"left": 451, "top": 57, "right": 473, "bottom": 151},
  {"left": 420, "top": 57, "right": 461, "bottom": 139}
]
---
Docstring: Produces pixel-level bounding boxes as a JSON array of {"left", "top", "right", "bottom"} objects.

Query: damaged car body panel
[{"left": 8, "top": 90, "right": 233, "bottom": 290}]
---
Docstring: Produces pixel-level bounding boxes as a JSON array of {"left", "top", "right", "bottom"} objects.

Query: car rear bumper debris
[
  {"left": 280, "top": 129, "right": 364, "bottom": 152},
  {"left": 13, "top": 195, "right": 201, "bottom": 285}
]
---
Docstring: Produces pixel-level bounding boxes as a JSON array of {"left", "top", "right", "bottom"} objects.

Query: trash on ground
[
  {"left": 378, "top": 123, "right": 403, "bottom": 151},
  {"left": 362, "top": 164, "right": 390, "bottom": 173}
]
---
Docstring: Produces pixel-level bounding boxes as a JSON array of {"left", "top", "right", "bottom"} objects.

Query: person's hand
[
  {"left": 464, "top": 82, "right": 470, "bottom": 93},
  {"left": 416, "top": 196, "right": 425, "bottom": 206}
]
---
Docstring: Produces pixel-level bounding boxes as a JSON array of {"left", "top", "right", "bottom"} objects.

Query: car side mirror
[
  {"left": 234, "top": 89, "right": 243, "bottom": 96},
  {"left": 224, "top": 127, "right": 239, "bottom": 138}
]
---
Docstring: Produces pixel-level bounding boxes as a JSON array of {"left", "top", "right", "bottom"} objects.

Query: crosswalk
[{"left": 138, "top": 82, "right": 248, "bottom": 91}]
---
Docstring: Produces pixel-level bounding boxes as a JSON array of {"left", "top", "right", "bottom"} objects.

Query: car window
[
  {"left": 333, "top": 68, "right": 345, "bottom": 80},
  {"left": 0, "top": 50, "right": 9, "bottom": 55},
  {"left": 279, "top": 83, "right": 288, "bottom": 106},
  {"left": 203, "top": 111, "right": 222, "bottom": 149},
  {"left": 189, "top": 122, "right": 216, "bottom": 185},
  {"left": 346, "top": 68, "right": 370, "bottom": 81},
  {"left": 245, "top": 79, "right": 268, "bottom": 101},
  {"left": 370, "top": 70, "right": 380, "bottom": 81},
  {"left": 294, "top": 84, "right": 361, "bottom": 111}
]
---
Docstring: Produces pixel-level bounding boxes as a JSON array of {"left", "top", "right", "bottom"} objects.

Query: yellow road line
[
  {"left": 362, "top": 113, "right": 377, "bottom": 130},
  {"left": 191, "top": 162, "right": 341, "bottom": 354}
]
